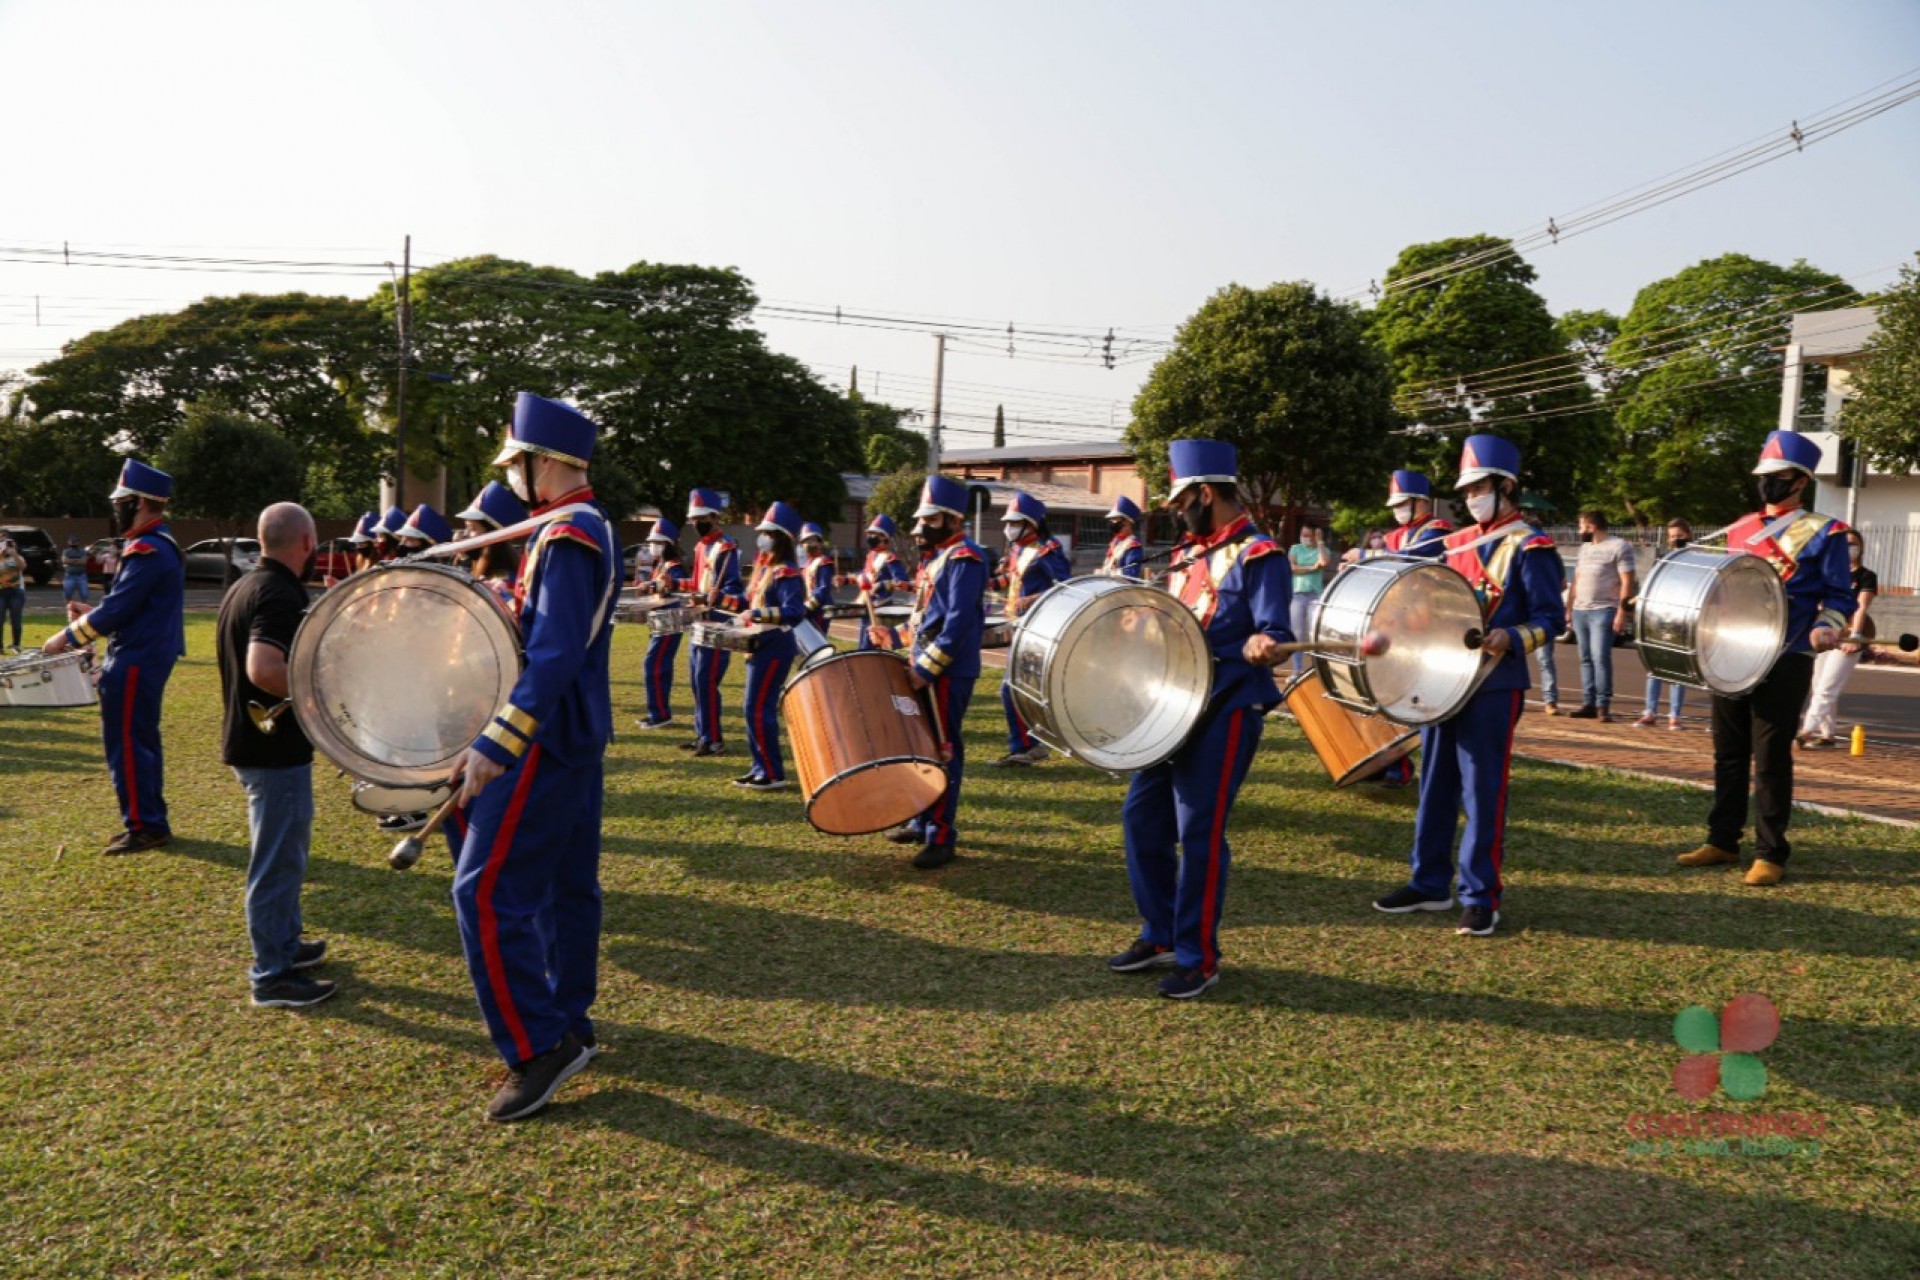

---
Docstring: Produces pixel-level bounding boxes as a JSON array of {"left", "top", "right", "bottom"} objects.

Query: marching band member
[
  {"left": 1675, "top": 430, "right": 1850, "bottom": 887},
  {"left": 449, "top": 392, "right": 620, "bottom": 1123},
  {"left": 345, "top": 511, "right": 381, "bottom": 574},
  {"left": 1102, "top": 494, "right": 1146, "bottom": 579},
  {"left": 884, "top": 475, "right": 987, "bottom": 870},
  {"left": 43, "top": 459, "right": 187, "bottom": 856},
  {"left": 1109, "top": 441, "right": 1291, "bottom": 998},
  {"left": 374, "top": 505, "right": 408, "bottom": 563},
  {"left": 685, "top": 487, "right": 743, "bottom": 757},
  {"left": 395, "top": 503, "right": 453, "bottom": 553},
  {"left": 735, "top": 502, "right": 809, "bottom": 792},
  {"left": 799, "top": 522, "right": 836, "bottom": 630},
  {"left": 635, "top": 519, "right": 689, "bottom": 731},
  {"left": 1372, "top": 469, "right": 1452, "bottom": 788},
  {"left": 991, "top": 492, "right": 1071, "bottom": 767},
  {"left": 1371, "top": 435, "right": 1564, "bottom": 937},
  {"left": 456, "top": 481, "right": 530, "bottom": 611},
  {"left": 844, "top": 513, "right": 909, "bottom": 649}
]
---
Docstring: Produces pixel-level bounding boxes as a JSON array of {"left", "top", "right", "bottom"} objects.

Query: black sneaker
[
  {"left": 292, "top": 939, "right": 328, "bottom": 970},
  {"left": 881, "top": 822, "right": 923, "bottom": 845},
  {"left": 1567, "top": 705, "right": 1599, "bottom": 720},
  {"left": 378, "top": 812, "right": 429, "bottom": 834},
  {"left": 579, "top": 1030, "right": 602, "bottom": 1059},
  {"left": 1457, "top": 905, "right": 1501, "bottom": 937},
  {"left": 634, "top": 716, "right": 675, "bottom": 730},
  {"left": 693, "top": 741, "right": 726, "bottom": 758},
  {"left": 1107, "top": 939, "right": 1177, "bottom": 973},
  {"left": 678, "top": 739, "right": 702, "bottom": 752},
  {"left": 731, "top": 771, "right": 764, "bottom": 786},
  {"left": 1158, "top": 966, "right": 1219, "bottom": 999},
  {"left": 104, "top": 827, "right": 171, "bottom": 856},
  {"left": 486, "top": 1034, "right": 591, "bottom": 1123},
  {"left": 912, "top": 842, "right": 956, "bottom": 870},
  {"left": 1372, "top": 886, "right": 1455, "bottom": 914},
  {"left": 741, "top": 777, "right": 792, "bottom": 792},
  {"left": 251, "top": 973, "right": 338, "bottom": 1008}
]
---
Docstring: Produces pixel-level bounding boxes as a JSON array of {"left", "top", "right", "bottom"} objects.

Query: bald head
[{"left": 258, "top": 502, "right": 316, "bottom": 565}]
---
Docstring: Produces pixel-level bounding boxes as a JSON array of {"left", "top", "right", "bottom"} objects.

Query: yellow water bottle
[{"left": 1850, "top": 725, "right": 1866, "bottom": 756}]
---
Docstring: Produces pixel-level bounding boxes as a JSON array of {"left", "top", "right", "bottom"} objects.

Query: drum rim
[
  {"left": 350, "top": 781, "right": 455, "bottom": 816},
  {"left": 1313, "top": 557, "right": 1484, "bottom": 724},
  {"left": 778, "top": 646, "right": 910, "bottom": 711},
  {"left": 1635, "top": 547, "right": 1787, "bottom": 695},
  {"left": 802, "top": 755, "right": 949, "bottom": 836},
  {"left": 290, "top": 560, "right": 522, "bottom": 788}
]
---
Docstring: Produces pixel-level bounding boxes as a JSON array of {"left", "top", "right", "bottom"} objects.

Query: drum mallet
[
  {"left": 1253, "top": 630, "right": 1391, "bottom": 665},
  {"left": 1848, "top": 631, "right": 1919, "bottom": 652},
  {"left": 388, "top": 792, "right": 465, "bottom": 872}
]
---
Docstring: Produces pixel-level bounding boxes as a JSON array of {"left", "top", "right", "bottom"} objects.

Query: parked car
[
  {"left": 312, "top": 538, "right": 358, "bottom": 583},
  {"left": 87, "top": 537, "right": 124, "bottom": 583},
  {"left": 0, "top": 525, "right": 58, "bottom": 585},
  {"left": 182, "top": 537, "right": 263, "bottom": 583}
]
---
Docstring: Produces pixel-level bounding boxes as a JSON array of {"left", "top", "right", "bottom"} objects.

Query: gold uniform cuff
[
  {"left": 68, "top": 618, "right": 101, "bottom": 646},
  {"left": 921, "top": 641, "right": 952, "bottom": 674},
  {"left": 482, "top": 705, "right": 538, "bottom": 757}
]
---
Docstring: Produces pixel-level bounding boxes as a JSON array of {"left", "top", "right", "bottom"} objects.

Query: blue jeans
[
  {"left": 0, "top": 586, "right": 22, "bottom": 648},
  {"left": 1644, "top": 676, "right": 1684, "bottom": 719},
  {"left": 1572, "top": 608, "right": 1618, "bottom": 709},
  {"left": 1535, "top": 642, "right": 1559, "bottom": 707},
  {"left": 1288, "top": 592, "right": 1319, "bottom": 674},
  {"left": 234, "top": 764, "right": 314, "bottom": 985},
  {"left": 63, "top": 571, "right": 89, "bottom": 603}
]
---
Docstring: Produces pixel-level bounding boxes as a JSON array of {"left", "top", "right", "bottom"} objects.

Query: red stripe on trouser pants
[{"left": 477, "top": 746, "right": 543, "bottom": 1064}]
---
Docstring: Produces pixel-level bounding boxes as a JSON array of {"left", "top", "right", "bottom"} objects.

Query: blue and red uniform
[
  {"left": 906, "top": 528, "right": 987, "bottom": 851},
  {"left": 742, "top": 555, "right": 808, "bottom": 783},
  {"left": 641, "top": 556, "right": 689, "bottom": 725},
  {"left": 453, "top": 480, "right": 620, "bottom": 1067},
  {"left": 995, "top": 531, "right": 1072, "bottom": 755},
  {"left": 803, "top": 547, "right": 836, "bottom": 631},
  {"left": 689, "top": 526, "right": 743, "bottom": 749},
  {"left": 1121, "top": 513, "right": 1292, "bottom": 976},
  {"left": 856, "top": 543, "right": 910, "bottom": 650},
  {"left": 1400, "top": 513, "right": 1565, "bottom": 913},
  {"left": 1102, "top": 530, "right": 1145, "bottom": 579},
  {"left": 62, "top": 511, "right": 185, "bottom": 842}
]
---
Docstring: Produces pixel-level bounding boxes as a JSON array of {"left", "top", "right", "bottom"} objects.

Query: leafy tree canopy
[
  {"left": 1840, "top": 254, "right": 1920, "bottom": 472},
  {"left": 156, "top": 399, "right": 304, "bottom": 533},
  {"left": 866, "top": 465, "right": 928, "bottom": 528}
]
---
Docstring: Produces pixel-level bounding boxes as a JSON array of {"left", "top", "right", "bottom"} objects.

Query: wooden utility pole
[
  {"left": 394, "top": 234, "right": 412, "bottom": 509},
  {"left": 928, "top": 332, "right": 947, "bottom": 469}
]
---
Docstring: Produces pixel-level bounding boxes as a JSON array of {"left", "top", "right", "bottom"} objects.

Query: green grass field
[{"left": 3, "top": 614, "right": 1917, "bottom": 1278}]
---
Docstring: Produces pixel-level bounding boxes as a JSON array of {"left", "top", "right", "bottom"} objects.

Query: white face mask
[
  {"left": 1003, "top": 523, "right": 1025, "bottom": 543},
  {"left": 505, "top": 458, "right": 531, "bottom": 503},
  {"left": 756, "top": 533, "right": 774, "bottom": 553},
  {"left": 1392, "top": 505, "right": 1414, "bottom": 526},
  {"left": 1466, "top": 492, "right": 1501, "bottom": 524}
]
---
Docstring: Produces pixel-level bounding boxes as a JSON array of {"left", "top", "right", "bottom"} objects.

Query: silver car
[{"left": 182, "top": 537, "right": 263, "bottom": 583}]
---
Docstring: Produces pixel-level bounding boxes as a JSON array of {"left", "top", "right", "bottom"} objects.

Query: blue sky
[{"left": 2, "top": 0, "right": 1916, "bottom": 446}]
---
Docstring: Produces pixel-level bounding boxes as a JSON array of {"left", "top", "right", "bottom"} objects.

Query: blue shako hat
[
  {"left": 378, "top": 506, "right": 410, "bottom": 537},
  {"left": 492, "top": 392, "right": 597, "bottom": 469},
  {"left": 756, "top": 501, "right": 802, "bottom": 541},
  {"left": 1106, "top": 493, "right": 1142, "bottom": 523},
  {"left": 1454, "top": 434, "right": 1521, "bottom": 489},
  {"left": 1166, "top": 440, "right": 1239, "bottom": 503},
  {"left": 347, "top": 511, "right": 379, "bottom": 544},
  {"left": 396, "top": 504, "right": 453, "bottom": 545},
  {"left": 798, "top": 521, "right": 827, "bottom": 545},
  {"left": 647, "top": 517, "right": 681, "bottom": 545},
  {"left": 913, "top": 475, "right": 968, "bottom": 520},
  {"left": 455, "top": 481, "right": 528, "bottom": 531},
  {"left": 110, "top": 458, "right": 172, "bottom": 502},
  {"left": 1004, "top": 491, "right": 1047, "bottom": 526},
  {"left": 866, "top": 512, "right": 898, "bottom": 537},
  {"left": 1754, "top": 429, "right": 1822, "bottom": 477},
  {"left": 686, "top": 488, "right": 725, "bottom": 519},
  {"left": 1388, "top": 470, "right": 1432, "bottom": 505}
]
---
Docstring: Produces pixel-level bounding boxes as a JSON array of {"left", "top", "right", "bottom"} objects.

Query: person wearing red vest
[
  {"left": 1101, "top": 494, "right": 1146, "bottom": 579},
  {"left": 1372, "top": 469, "right": 1453, "bottom": 788},
  {"left": 1371, "top": 435, "right": 1564, "bottom": 938},
  {"left": 684, "top": 488, "right": 743, "bottom": 756},
  {"left": 990, "top": 491, "right": 1073, "bottom": 766},
  {"left": 1675, "top": 430, "right": 1851, "bottom": 886}
]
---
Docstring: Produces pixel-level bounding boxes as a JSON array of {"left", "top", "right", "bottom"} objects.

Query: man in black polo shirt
[{"left": 216, "top": 502, "right": 335, "bottom": 1009}]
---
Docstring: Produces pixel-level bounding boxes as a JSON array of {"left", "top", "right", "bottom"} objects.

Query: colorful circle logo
[{"left": 1671, "top": 994, "right": 1779, "bottom": 1101}]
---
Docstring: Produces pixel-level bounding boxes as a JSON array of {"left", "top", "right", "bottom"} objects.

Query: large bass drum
[
  {"left": 1283, "top": 668, "right": 1416, "bottom": 787},
  {"left": 1635, "top": 547, "right": 1787, "bottom": 695},
  {"left": 1005, "top": 576, "right": 1211, "bottom": 773},
  {"left": 290, "top": 563, "right": 522, "bottom": 789},
  {"left": 781, "top": 650, "right": 948, "bottom": 835},
  {"left": 1313, "top": 556, "right": 1488, "bottom": 726}
]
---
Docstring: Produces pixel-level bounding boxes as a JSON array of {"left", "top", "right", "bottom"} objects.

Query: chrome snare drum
[
  {"left": 691, "top": 622, "right": 775, "bottom": 652},
  {"left": 1635, "top": 547, "right": 1787, "bottom": 695},
  {"left": 290, "top": 563, "right": 522, "bottom": 790},
  {"left": 0, "top": 648, "right": 97, "bottom": 708},
  {"left": 1313, "top": 556, "right": 1488, "bottom": 726},
  {"left": 1004, "top": 576, "right": 1211, "bottom": 773},
  {"left": 647, "top": 605, "right": 698, "bottom": 635}
]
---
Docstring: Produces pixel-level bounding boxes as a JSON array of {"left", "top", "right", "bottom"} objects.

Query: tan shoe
[
  {"left": 1676, "top": 844, "right": 1739, "bottom": 867},
  {"left": 1744, "top": 859, "right": 1786, "bottom": 887}
]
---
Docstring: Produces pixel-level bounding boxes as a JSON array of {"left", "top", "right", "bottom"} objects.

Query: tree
[
  {"left": 865, "top": 465, "right": 927, "bottom": 528},
  {"left": 1602, "top": 254, "right": 1855, "bottom": 524},
  {"left": 157, "top": 400, "right": 304, "bottom": 576},
  {"left": 1840, "top": 254, "right": 1920, "bottom": 472},
  {"left": 993, "top": 404, "right": 1006, "bottom": 448},
  {"left": 1371, "top": 236, "right": 1612, "bottom": 511},
  {"left": 1126, "top": 281, "right": 1398, "bottom": 528},
  {"left": 848, "top": 389, "right": 925, "bottom": 474}
]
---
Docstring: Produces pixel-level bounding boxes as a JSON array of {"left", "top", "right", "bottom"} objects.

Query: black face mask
[
  {"left": 694, "top": 518, "right": 716, "bottom": 538},
  {"left": 300, "top": 551, "right": 318, "bottom": 581},
  {"left": 1579, "top": 531, "right": 1594, "bottom": 543},
  {"left": 1758, "top": 474, "right": 1801, "bottom": 507},
  {"left": 1670, "top": 537, "right": 1690, "bottom": 551},
  {"left": 866, "top": 535, "right": 886, "bottom": 549},
  {"left": 914, "top": 521, "right": 951, "bottom": 551},
  {"left": 111, "top": 498, "right": 140, "bottom": 535},
  {"left": 1179, "top": 499, "right": 1215, "bottom": 540}
]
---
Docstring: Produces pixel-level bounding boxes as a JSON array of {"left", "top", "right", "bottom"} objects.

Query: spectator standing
[
  {"left": 0, "top": 537, "right": 24, "bottom": 651},
  {"left": 216, "top": 502, "right": 334, "bottom": 1008},
  {"left": 1797, "top": 529, "right": 1878, "bottom": 748},
  {"left": 1287, "top": 525, "right": 1332, "bottom": 674},
  {"left": 61, "top": 535, "right": 90, "bottom": 605},
  {"left": 1637, "top": 519, "right": 1694, "bottom": 729},
  {"left": 1566, "top": 510, "right": 1636, "bottom": 722}
]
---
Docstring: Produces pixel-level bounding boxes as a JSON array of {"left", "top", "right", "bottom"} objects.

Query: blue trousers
[
  {"left": 99, "top": 652, "right": 174, "bottom": 837},
  {"left": 453, "top": 745, "right": 604, "bottom": 1067},
  {"left": 690, "top": 642, "right": 730, "bottom": 746},
  {"left": 744, "top": 653, "right": 796, "bottom": 781},
  {"left": 1122, "top": 705, "right": 1264, "bottom": 972},
  {"left": 909, "top": 676, "right": 974, "bottom": 847},
  {"left": 642, "top": 632, "right": 682, "bottom": 723},
  {"left": 63, "top": 571, "right": 90, "bottom": 604},
  {"left": 1001, "top": 682, "right": 1038, "bottom": 754},
  {"left": 234, "top": 764, "right": 314, "bottom": 985},
  {"left": 1536, "top": 644, "right": 1560, "bottom": 707},
  {"left": 0, "top": 586, "right": 21, "bottom": 647},
  {"left": 1572, "top": 608, "right": 1617, "bottom": 708},
  {"left": 1644, "top": 676, "right": 1684, "bottom": 719},
  {"left": 1406, "top": 687, "right": 1524, "bottom": 909}
]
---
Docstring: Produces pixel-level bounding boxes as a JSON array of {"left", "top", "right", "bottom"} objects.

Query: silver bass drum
[
  {"left": 1635, "top": 547, "right": 1786, "bottom": 695},
  {"left": 1313, "top": 556, "right": 1488, "bottom": 726},
  {"left": 290, "top": 562, "right": 523, "bottom": 789},
  {"left": 1005, "top": 576, "right": 1212, "bottom": 773}
]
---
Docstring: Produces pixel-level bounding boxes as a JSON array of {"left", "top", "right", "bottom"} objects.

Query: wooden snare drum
[
  {"left": 780, "top": 650, "right": 948, "bottom": 835},
  {"left": 1283, "top": 668, "right": 1417, "bottom": 788}
]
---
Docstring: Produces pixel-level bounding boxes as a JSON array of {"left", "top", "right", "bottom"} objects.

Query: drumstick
[
  {"left": 387, "top": 791, "right": 464, "bottom": 872},
  {"left": 1252, "top": 631, "right": 1391, "bottom": 664},
  {"left": 1847, "top": 631, "right": 1919, "bottom": 652}
]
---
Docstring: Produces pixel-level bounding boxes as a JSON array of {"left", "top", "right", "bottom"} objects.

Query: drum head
[
  {"left": 1695, "top": 552, "right": 1789, "bottom": 693},
  {"left": 351, "top": 781, "right": 454, "bottom": 816},
  {"left": 1316, "top": 560, "right": 1484, "bottom": 725},
  {"left": 291, "top": 563, "right": 522, "bottom": 788}
]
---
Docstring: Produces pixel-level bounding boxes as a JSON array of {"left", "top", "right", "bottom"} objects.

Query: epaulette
[
  {"left": 547, "top": 523, "right": 603, "bottom": 553},
  {"left": 1523, "top": 533, "right": 1557, "bottom": 551},
  {"left": 947, "top": 544, "right": 983, "bottom": 562},
  {"left": 1429, "top": 520, "right": 1455, "bottom": 533},
  {"left": 122, "top": 539, "right": 156, "bottom": 557},
  {"left": 770, "top": 565, "right": 803, "bottom": 579},
  {"left": 1240, "top": 539, "right": 1282, "bottom": 562}
]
